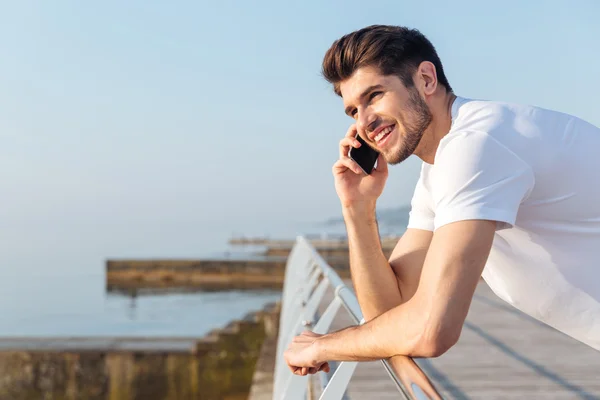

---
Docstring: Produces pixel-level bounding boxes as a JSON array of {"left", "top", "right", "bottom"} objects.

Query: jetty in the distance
[
  {"left": 105, "top": 235, "right": 400, "bottom": 292},
  {"left": 228, "top": 235, "right": 400, "bottom": 257}
]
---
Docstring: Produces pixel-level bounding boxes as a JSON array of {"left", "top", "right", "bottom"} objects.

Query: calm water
[
  {"left": 0, "top": 214, "right": 404, "bottom": 337},
  {"left": 0, "top": 272, "right": 281, "bottom": 337},
  {"left": 0, "top": 221, "right": 320, "bottom": 338}
]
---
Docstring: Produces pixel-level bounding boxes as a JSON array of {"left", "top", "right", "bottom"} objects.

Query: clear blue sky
[{"left": 1, "top": 1, "right": 599, "bottom": 274}]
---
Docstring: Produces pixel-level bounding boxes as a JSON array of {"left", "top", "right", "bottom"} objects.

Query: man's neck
[{"left": 415, "top": 92, "right": 457, "bottom": 164}]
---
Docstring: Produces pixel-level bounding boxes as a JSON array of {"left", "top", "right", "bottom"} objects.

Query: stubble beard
[{"left": 385, "top": 89, "right": 432, "bottom": 165}]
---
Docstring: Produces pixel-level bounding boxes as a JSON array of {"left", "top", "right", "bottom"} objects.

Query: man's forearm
[
  {"left": 343, "top": 204, "right": 403, "bottom": 320},
  {"left": 315, "top": 295, "right": 429, "bottom": 361}
]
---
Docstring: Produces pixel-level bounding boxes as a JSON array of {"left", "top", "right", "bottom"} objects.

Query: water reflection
[
  {"left": 101, "top": 285, "right": 282, "bottom": 336},
  {"left": 0, "top": 272, "right": 282, "bottom": 337},
  {"left": 127, "top": 290, "right": 137, "bottom": 320},
  {"left": 106, "top": 285, "right": 282, "bottom": 323}
]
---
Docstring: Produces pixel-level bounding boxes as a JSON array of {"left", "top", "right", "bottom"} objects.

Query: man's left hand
[{"left": 284, "top": 331, "right": 330, "bottom": 376}]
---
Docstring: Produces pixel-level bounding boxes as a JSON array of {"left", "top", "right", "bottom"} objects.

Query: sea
[
  {"left": 0, "top": 222, "right": 338, "bottom": 338},
  {"left": 0, "top": 210, "right": 407, "bottom": 338}
]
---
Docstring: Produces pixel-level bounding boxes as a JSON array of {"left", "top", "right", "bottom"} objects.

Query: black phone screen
[{"left": 348, "top": 134, "right": 379, "bottom": 174}]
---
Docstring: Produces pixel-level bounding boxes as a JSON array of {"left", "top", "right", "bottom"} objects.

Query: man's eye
[{"left": 369, "top": 91, "right": 383, "bottom": 101}]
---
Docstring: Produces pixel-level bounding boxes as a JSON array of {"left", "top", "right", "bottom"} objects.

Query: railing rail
[{"left": 272, "top": 236, "right": 442, "bottom": 400}]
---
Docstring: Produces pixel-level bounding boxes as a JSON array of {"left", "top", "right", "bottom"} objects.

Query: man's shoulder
[
  {"left": 453, "top": 95, "right": 562, "bottom": 114},
  {"left": 447, "top": 96, "right": 580, "bottom": 160},
  {"left": 452, "top": 97, "right": 532, "bottom": 129},
  {"left": 434, "top": 130, "right": 502, "bottom": 171},
  {"left": 452, "top": 95, "right": 579, "bottom": 132}
]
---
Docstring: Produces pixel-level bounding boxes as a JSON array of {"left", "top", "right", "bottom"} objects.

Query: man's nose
[{"left": 357, "top": 109, "right": 377, "bottom": 135}]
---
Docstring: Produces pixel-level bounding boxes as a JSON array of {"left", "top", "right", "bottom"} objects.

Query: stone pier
[{"left": 0, "top": 303, "right": 281, "bottom": 400}]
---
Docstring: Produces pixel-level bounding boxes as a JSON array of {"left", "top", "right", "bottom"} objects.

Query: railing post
[{"left": 318, "top": 361, "right": 358, "bottom": 400}]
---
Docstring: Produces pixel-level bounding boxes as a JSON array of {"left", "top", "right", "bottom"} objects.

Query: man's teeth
[{"left": 375, "top": 125, "right": 393, "bottom": 142}]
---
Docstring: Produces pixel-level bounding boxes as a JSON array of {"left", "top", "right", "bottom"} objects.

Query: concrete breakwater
[
  {"left": 0, "top": 302, "right": 280, "bottom": 400},
  {"left": 106, "top": 237, "right": 399, "bottom": 291},
  {"left": 106, "top": 258, "right": 289, "bottom": 291}
]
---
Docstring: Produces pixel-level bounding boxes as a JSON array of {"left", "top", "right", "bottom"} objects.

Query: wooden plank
[{"left": 310, "top": 280, "right": 600, "bottom": 399}]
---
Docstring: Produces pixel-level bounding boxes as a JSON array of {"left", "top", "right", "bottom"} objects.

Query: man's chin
[
  {"left": 381, "top": 147, "right": 398, "bottom": 165},
  {"left": 383, "top": 149, "right": 411, "bottom": 165},
  {"left": 383, "top": 154, "right": 400, "bottom": 166}
]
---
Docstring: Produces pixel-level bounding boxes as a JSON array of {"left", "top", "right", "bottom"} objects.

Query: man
[{"left": 283, "top": 24, "right": 600, "bottom": 376}]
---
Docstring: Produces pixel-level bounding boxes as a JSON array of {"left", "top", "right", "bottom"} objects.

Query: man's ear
[{"left": 417, "top": 61, "right": 438, "bottom": 96}]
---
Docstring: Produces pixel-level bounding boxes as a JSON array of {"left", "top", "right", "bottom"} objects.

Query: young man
[{"left": 284, "top": 24, "right": 600, "bottom": 376}]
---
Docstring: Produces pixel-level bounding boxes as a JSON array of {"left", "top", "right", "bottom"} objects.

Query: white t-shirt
[{"left": 407, "top": 96, "right": 600, "bottom": 351}]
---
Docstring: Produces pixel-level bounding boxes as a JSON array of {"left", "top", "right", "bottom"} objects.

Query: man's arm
[
  {"left": 343, "top": 205, "right": 432, "bottom": 320},
  {"left": 388, "top": 227, "right": 433, "bottom": 304},
  {"left": 315, "top": 218, "right": 495, "bottom": 361},
  {"left": 343, "top": 205, "right": 435, "bottom": 389}
]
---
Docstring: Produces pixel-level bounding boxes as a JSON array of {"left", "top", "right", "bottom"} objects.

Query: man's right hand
[{"left": 333, "top": 124, "right": 388, "bottom": 210}]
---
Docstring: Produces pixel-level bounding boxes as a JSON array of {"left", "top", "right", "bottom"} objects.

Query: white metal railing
[{"left": 272, "top": 236, "right": 442, "bottom": 400}]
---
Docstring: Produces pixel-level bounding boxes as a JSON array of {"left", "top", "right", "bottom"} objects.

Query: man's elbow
[{"left": 412, "top": 326, "right": 461, "bottom": 358}]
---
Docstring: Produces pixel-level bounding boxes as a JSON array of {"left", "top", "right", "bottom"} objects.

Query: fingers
[
  {"left": 333, "top": 158, "right": 364, "bottom": 176},
  {"left": 339, "top": 134, "right": 361, "bottom": 159},
  {"left": 290, "top": 364, "right": 329, "bottom": 376},
  {"left": 289, "top": 366, "right": 308, "bottom": 376},
  {"left": 286, "top": 359, "right": 331, "bottom": 376},
  {"left": 345, "top": 123, "right": 358, "bottom": 138},
  {"left": 318, "top": 362, "right": 330, "bottom": 373}
]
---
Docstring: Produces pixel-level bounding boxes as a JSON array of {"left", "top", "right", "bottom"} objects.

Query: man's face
[{"left": 339, "top": 66, "right": 432, "bottom": 165}]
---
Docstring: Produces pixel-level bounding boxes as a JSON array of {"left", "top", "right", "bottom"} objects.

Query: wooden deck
[{"left": 250, "top": 280, "right": 600, "bottom": 399}]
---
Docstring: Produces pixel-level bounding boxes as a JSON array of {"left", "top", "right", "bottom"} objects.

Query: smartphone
[{"left": 348, "top": 134, "right": 379, "bottom": 175}]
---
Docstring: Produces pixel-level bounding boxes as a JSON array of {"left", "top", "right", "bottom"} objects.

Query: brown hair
[{"left": 322, "top": 25, "right": 452, "bottom": 96}]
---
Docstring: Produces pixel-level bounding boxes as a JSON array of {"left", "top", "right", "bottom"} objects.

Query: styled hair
[{"left": 322, "top": 25, "right": 452, "bottom": 96}]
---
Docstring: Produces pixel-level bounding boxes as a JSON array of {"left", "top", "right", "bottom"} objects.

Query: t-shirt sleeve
[
  {"left": 432, "top": 130, "right": 535, "bottom": 231},
  {"left": 406, "top": 169, "right": 435, "bottom": 232}
]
